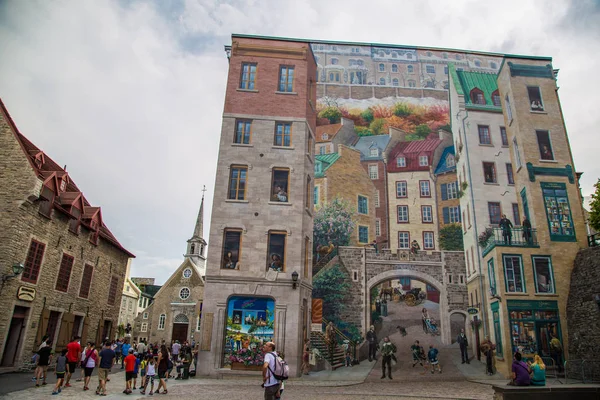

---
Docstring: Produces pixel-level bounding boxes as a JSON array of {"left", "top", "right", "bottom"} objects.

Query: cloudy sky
[{"left": 1, "top": 0, "right": 598, "bottom": 284}]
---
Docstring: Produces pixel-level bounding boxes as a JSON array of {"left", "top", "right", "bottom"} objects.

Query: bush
[
  {"left": 439, "top": 224, "right": 464, "bottom": 251},
  {"left": 319, "top": 107, "right": 342, "bottom": 124},
  {"left": 337, "top": 321, "right": 363, "bottom": 343},
  {"left": 371, "top": 311, "right": 382, "bottom": 324},
  {"left": 369, "top": 118, "right": 386, "bottom": 135},
  {"left": 313, "top": 264, "right": 351, "bottom": 322},
  {"left": 355, "top": 126, "right": 373, "bottom": 136},
  {"left": 361, "top": 108, "right": 374, "bottom": 123},
  {"left": 414, "top": 124, "right": 431, "bottom": 139},
  {"left": 393, "top": 102, "right": 412, "bottom": 117}
]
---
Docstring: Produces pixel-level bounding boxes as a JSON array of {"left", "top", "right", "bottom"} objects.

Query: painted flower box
[{"left": 230, "top": 362, "right": 262, "bottom": 371}]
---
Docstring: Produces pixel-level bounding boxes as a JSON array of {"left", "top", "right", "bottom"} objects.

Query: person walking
[
  {"left": 137, "top": 340, "right": 146, "bottom": 355},
  {"left": 115, "top": 339, "right": 123, "bottom": 366},
  {"left": 97, "top": 340, "right": 116, "bottom": 396},
  {"left": 379, "top": 336, "right": 397, "bottom": 380},
  {"left": 480, "top": 335, "right": 496, "bottom": 375},
  {"left": 550, "top": 334, "right": 564, "bottom": 373},
  {"left": 155, "top": 344, "right": 169, "bottom": 394},
  {"left": 123, "top": 348, "right": 136, "bottom": 394},
  {"left": 300, "top": 340, "right": 310, "bottom": 375},
  {"left": 499, "top": 214, "right": 513, "bottom": 245},
  {"left": 427, "top": 345, "right": 442, "bottom": 374},
  {"left": 81, "top": 342, "right": 98, "bottom": 391},
  {"left": 262, "top": 342, "right": 281, "bottom": 400},
  {"left": 171, "top": 340, "right": 181, "bottom": 362},
  {"left": 35, "top": 339, "right": 52, "bottom": 387},
  {"left": 64, "top": 335, "right": 81, "bottom": 388},
  {"left": 140, "top": 355, "right": 156, "bottom": 395},
  {"left": 366, "top": 325, "right": 378, "bottom": 362},
  {"left": 456, "top": 329, "right": 470, "bottom": 364},
  {"left": 52, "top": 349, "right": 68, "bottom": 395}
]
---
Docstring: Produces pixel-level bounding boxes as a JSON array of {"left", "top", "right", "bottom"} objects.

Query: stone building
[
  {"left": 315, "top": 117, "right": 357, "bottom": 155},
  {"left": 132, "top": 196, "right": 206, "bottom": 345},
  {"left": 0, "top": 99, "right": 134, "bottom": 368},
  {"left": 314, "top": 144, "right": 377, "bottom": 247},
  {"left": 131, "top": 277, "right": 160, "bottom": 312},
  {"left": 434, "top": 145, "right": 461, "bottom": 231},
  {"left": 117, "top": 260, "right": 141, "bottom": 338}
]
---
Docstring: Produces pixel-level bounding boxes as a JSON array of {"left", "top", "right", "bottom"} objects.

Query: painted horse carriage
[{"left": 379, "top": 286, "right": 427, "bottom": 306}]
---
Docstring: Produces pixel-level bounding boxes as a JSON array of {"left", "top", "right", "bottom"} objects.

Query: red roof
[
  {"left": 0, "top": 98, "right": 134, "bottom": 258},
  {"left": 315, "top": 123, "right": 342, "bottom": 143},
  {"left": 388, "top": 138, "right": 443, "bottom": 173}
]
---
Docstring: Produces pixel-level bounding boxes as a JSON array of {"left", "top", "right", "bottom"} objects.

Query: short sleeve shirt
[
  {"left": 263, "top": 352, "right": 279, "bottom": 387},
  {"left": 124, "top": 354, "right": 136, "bottom": 372},
  {"left": 66, "top": 341, "right": 81, "bottom": 362},
  {"left": 512, "top": 361, "right": 531, "bottom": 386},
  {"left": 99, "top": 348, "right": 116, "bottom": 369},
  {"left": 37, "top": 346, "right": 52, "bottom": 366}
]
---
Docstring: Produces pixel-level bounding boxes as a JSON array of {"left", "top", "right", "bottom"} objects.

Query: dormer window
[
  {"left": 370, "top": 148, "right": 378, "bottom": 157},
  {"left": 315, "top": 162, "right": 323, "bottom": 173},
  {"left": 407, "top": 53, "right": 413, "bottom": 59},
  {"left": 69, "top": 206, "right": 81, "bottom": 234},
  {"left": 474, "top": 59, "right": 482, "bottom": 67},
  {"left": 39, "top": 185, "right": 54, "bottom": 218},
  {"left": 60, "top": 178, "right": 67, "bottom": 192},
  {"left": 322, "top": 133, "right": 328, "bottom": 140},
  {"left": 419, "top": 155, "right": 429, "bottom": 166},
  {"left": 492, "top": 90, "right": 501, "bottom": 107},
  {"left": 397, "top": 156, "right": 406, "bottom": 167},
  {"left": 446, "top": 154, "right": 456, "bottom": 168},
  {"left": 470, "top": 88, "right": 486, "bottom": 105}
]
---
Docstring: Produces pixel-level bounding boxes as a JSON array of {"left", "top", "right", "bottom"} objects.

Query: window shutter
[
  {"left": 441, "top": 184, "right": 448, "bottom": 201},
  {"left": 56, "top": 313, "right": 75, "bottom": 350},
  {"left": 458, "top": 206, "right": 462, "bottom": 222},
  {"left": 81, "top": 317, "right": 89, "bottom": 343},
  {"left": 35, "top": 309, "right": 51, "bottom": 346},
  {"left": 443, "top": 207, "right": 450, "bottom": 224}
]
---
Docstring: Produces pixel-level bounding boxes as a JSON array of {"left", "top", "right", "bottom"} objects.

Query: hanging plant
[
  {"left": 470, "top": 319, "right": 482, "bottom": 329},
  {"left": 478, "top": 227, "right": 494, "bottom": 247}
]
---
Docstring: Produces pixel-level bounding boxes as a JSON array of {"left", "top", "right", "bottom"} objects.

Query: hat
[
  {"left": 134, "top": 352, "right": 138, "bottom": 356},
  {"left": 129, "top": 348, "right": 134, "bottom": 353}
]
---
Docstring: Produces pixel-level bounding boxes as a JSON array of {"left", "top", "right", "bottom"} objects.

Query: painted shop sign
[
  {"left": 507, "top": 299, "right": 558, "bottom": 310},
  {"left": 311, "top": 323, "right": 322, "bottom": 333},
  {"left": 467, "top": 307, "right": 479, "bottom": 315},
  {"left": 17, "top": 286, "right": 36, "bottom": 302}
]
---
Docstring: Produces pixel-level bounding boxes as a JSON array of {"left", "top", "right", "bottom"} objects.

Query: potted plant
[
  {"left": 478, "top": 228, "right": 494, "bottom": 248},
  {"left": 228, "top": 346, "right": 265, "bottom": 371}
]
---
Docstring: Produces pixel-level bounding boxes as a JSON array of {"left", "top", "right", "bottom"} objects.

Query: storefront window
[
  {"left": 508, "top": 300, "right": 561, "bottom": 358},
  {"left": 541, "top": 182, "right": 575, "bottom": 241}
]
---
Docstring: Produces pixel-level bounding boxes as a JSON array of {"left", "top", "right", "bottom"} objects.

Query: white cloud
[{"left": 0, "top": 0, "right": 598, "bottom": 284}]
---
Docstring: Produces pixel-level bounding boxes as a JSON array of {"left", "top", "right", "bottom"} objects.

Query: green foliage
[
  {"left": 337, "top": 321, "right": 363, "bottom": 343},
  {"left": 355, "top": 126, "right": 373, "bottom": 136},
  {"left": 405, "top": 134, "right": 423, "bottom": 141},
  {"left": 393, "top": 102, "right": 412, "bottom": 117},
  {"left": 369, "top": 118, "right": 386, "bottom": 135},
  {"left": 319, "top": 106, "right": 342, "bottom": 124},
  {"left": 370, "top": 287, "right": 379, "bottom": 305},
  {"left": 226, "top": 317, "right": 241, "bottom": 332},
  {"left": 371, "top": 311, "right": 382, "bottom": 324},
  {"left": 313, "top": 197, "right": 355, "bottom": 250},
  {"left": 313, "top": 264, "right": 351, "bottom": 323},
  {"left": 361, "top": 108, "right": 374, "bottom": 123},
  {"left": 439, "top": 123, "right": 452, "bottom": 132},
  {"left": 414, "top": 124, "right": 432, "bottom": 139},
  {"left": 590, "top": 179, "right": 600, "bottom": 232},
  {"left": 439, "top": 224, "right": 464, "bottom": 251}
]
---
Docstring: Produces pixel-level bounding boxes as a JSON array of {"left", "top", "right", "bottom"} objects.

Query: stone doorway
[
  {"left": 1, "top": 306, "right": 28, "bottom": 366},
  {"left": 172, "top": 314, "right": 189, "bottom": 343}
]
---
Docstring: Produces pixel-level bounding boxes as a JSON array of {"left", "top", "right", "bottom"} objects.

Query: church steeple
[{"left": 185, "top": 186, "right": 207, "bottom": 266}]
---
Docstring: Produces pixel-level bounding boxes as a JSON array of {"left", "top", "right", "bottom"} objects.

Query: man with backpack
[{"left": 262, "top": 342, "right": 288, "bottom": 400}]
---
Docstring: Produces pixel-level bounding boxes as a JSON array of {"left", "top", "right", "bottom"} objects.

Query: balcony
[{"left": 481, "top": 227, "right": 539, "bottom": 257}]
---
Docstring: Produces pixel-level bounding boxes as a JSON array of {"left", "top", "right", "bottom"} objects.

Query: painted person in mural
[
  {"left": 366, "top": 325, "right": 378, "bottom": 362},
  {"left": 269, "top": 254, "right": 283, "bottom": 272},
  {"left": 499, "top": 215, "right": 513, "bottom": 245}
]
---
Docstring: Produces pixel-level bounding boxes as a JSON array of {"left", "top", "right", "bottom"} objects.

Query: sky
[{"left": 1, "top": 0, "right": 599, "bottom": 285}]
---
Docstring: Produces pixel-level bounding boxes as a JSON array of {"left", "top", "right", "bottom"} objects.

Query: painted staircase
[{"left": 310, "top": 331, "right": 346, "bottom": 370}]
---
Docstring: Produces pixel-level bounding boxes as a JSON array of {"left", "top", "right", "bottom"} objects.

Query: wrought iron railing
[
  {"left": 481, "top": 227, "right": 538, "bottom": 255},
  {"left": 322, "top": 317, "right": 357, "bottom": 366},
  {"left": 312, "top": 246, "right": 338, "bottom": 274},
  {"left": 588, "top": 233, "right": 599, "bottom": 247}
]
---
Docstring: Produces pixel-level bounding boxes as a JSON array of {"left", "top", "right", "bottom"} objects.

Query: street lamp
[
  {"left": 291, "top": 271, "right": 299, "bottom": 290},
  {"left": 2, "top": 263, "right": 24, "bottom": 283}
]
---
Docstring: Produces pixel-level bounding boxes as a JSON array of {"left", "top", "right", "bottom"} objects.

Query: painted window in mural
[
  {"left": 222, "top": 229, "right": 242, "bottom": 270},
  {"left": 528, "top": 86, "right": 544, "bottom": 111},
  {"left": 270, "top": 168, "right": 289, "bottom": 203},
  {"left": 542, "top": 182, "right": 575, "bottom": 240},
  {"left": 398, "top": 232, "right": 410, "bottom": 249},
  {"left": 228, "top": 166, "right": 247, "bottom": 200},
  {"left": 532, "top": 256, "right": 555, "bottom": 294},
  {"left": 500, "top": 127, "right": 508, "bottom": 146},
  {"left": 483, "top": 162, "right": 497, "bottom": 184},
  {"left": 503, "top": 255, "right": 525, "bottom": 293},
  {"left": 358, "top": 226, "right": 369, "bottom": 243},
  {"left": 274, "top": 122, "right": 292, "bottom": 147},
  {"left": 267, "top": 231, "right": 286, "bottom": 272},
  {"left": 225, "top": 296, "right": 275, "bottom": 368},
  {"left": 508, "top": 300, "right": 561, "bottom": 357},
  {"left": 536, "top": 130, "right": 554, "bottom": 161},
  {"left": 235, "top": 120, "right": 252, "bottom": 145},
  {"left": 278, "top": 66, "right": 295, "bottom": 92}
]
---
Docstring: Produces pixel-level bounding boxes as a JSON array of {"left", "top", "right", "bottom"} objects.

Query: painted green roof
[
  {"left": 314, "top": 153, "right": 341, "bottom": 178},
  {"left": 449, "top": 63, "right": 502, "bottom": 111}
]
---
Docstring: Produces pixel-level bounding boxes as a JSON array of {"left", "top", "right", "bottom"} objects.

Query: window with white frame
[
  {"left": 426, "top": 65, "right": 435, "bottom": 74},
  {"left": 419, "top": 180, "right": 431, "bottom": 197},
  {"left": 179, "top": 287, "right": 190, "bottom": 300},
  {"left": 447, "top": 181, "right": 458, "bottom": 199},
  {"left": 446, "top": 154, "right": 455, "bottom": 168},
  {"left": 505, "top": 95, "right": 513, "bottom": 121},
  {"left": 141, "top": 323, "right": 147, "bottom": 332},
  {"left": 379, "top": 78, "right": 385, "bottom": 85},
  {"left": 504, "top": 255, "right": 525, "bottom": 293},
  {"left": 533, "top": 256, "right": 555, "bottom": 294},
  {"left": 375, "top": 219, "right": 381, "bottom": 236},
  {"left": 423, "top": 232, "right": 434, "bottom": 249},
  {"left": 398, "top": 232, "right": 410, "bottom": 249},
  {"left": 368, "top": 165, "right": 378, "bottom": 180},
  {"left": 396, "top": 181, "right": 407, "bottom": 198},
  {"left": 397, "top": 156, "right": 406, "bottom": 167},
  {"left": 143, "top": 312, "right": 148, "bottom": 319},
  {"left": 379, "top": 63, "right": 385, "bottom": 72},
  {"left": 375, "top": 191, "right": 380, "bottom": 208},
  {"left": 183, "top": 268, "right": 192, "bottom": 278},
  {"left": 397, "top": 205, "right": 409, "bottom": 223},
  {"left": 449, "top": 206, "right": 461, "bottom": 223},
  {"left": 422, "top": 206, "right": 433, "bottom": 223},
  {"left": 158, "top": 314, "right": 166, "bottom": 330},
  {"left": 369, "top": 148, "right": 378, "bottom": 157},
  {"left": 419, "top": 155, "right": 428, "bottom": 166}
]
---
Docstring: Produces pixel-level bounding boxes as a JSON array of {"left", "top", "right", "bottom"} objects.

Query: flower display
[{"left": 228, "top": 346, "right": 265, "bottom": 366}]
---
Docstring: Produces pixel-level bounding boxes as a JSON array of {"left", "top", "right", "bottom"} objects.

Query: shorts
[
  {"left": 56, "top": 372, "right": 65, "bottom": 379},
  {"left": 68, "top": 362, "right": 77, "bottom": 372},
  {"left": 84, "top": 367, "right": 94, "bottom": 377},
  {"left": 98, "top": 368, "right": 110, "bottom": 381},
  {"left": 126, "top": 372, "right": 135, "bottom": 381},
  {"left": 141, "top": 369, "right": 146, "bottom": 377},
  {"left": 430, "top": 360, "right": 439, "bottom": 365}
]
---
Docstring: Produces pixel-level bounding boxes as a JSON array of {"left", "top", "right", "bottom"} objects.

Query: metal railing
[
  {"left": 322, "top": 317, "right": 358, "bottom": 366},
  {"left": 481, "top": 227, "right": 538, "bottom": 254},
  {"left": 588, "top": 233, "right": 599, "bottom": 247},
  {"left": 313, "top": 246, "right": 338, "bottom": 272},
  {"left": 540, "top": 356, "right": 562, "bottom": 384}
]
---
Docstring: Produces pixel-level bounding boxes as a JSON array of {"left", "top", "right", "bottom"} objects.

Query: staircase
[{"left": 310, "top": 331, "right": 346, "bottom": 370}]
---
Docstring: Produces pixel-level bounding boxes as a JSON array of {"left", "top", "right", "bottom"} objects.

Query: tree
[
  {"left": 312, "top": 264, "right": 350, "bottom": 324},
  {"left": 589, "top": 179, "right": 600, "bottom": 232},
  {"left": 313, "top": 197, "right": 355, "bottom": 251},
  {"left": 439, "top": 223, "right": 464, "bottom": 251},
  {"left": 319, "top": 106, "right": 342, "bottom": 124}
]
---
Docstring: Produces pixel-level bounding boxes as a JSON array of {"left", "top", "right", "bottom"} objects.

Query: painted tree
[
  {"left": 313, "top": 197, "right": 356, "bottom": 252},
  {"left": 439, "top": 223, "right": 464, "bottom": 251},
  {"left": 589, "top": 179, "right": 600, "bottom": 232}
]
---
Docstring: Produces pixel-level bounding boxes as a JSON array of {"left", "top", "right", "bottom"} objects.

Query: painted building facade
[
  {"left": 117, "top": 265, "right": 141, "bottom": 339},
  {"left": 315, "top": 117, "right": 357, "bottom": 155},
  {"left": 434, "top": 145, "right": 461, "bottom": 230}
]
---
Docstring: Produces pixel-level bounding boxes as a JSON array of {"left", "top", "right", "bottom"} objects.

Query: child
[
  {"left": 123, "top": 348, "right": 136, "bottom": 394},
  {"left": 428, "top": 345, "right": 442, "bottom": 374},
  {"left": 52, "top": 349, "right": 68, "bottom": 395},
  {"left": 139, "top": 354, "right": 148, "bottom": 390},
  {"left": 141, "top": 356, "right": 156, "bottom": 395},
  {"left": 345, "top": 350, "right": 352, "bottom": 367}
]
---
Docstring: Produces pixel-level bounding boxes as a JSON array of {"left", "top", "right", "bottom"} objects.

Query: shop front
[{"left": 507, "top": 299, "right": 561, "bottom": 359}]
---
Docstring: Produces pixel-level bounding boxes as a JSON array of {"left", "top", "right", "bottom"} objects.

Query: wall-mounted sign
[
  {"left": 311, "top": 323, "right": 322, "bottom": 333},
  {"left": 467, "top": 307, "right": 479, "bottom": 315},
  {"left": 17, "top": 286, "right": 36, "bottom": 302}
]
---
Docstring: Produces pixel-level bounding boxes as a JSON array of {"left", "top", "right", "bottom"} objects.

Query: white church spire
[{"left": 185, "top": 186, "right": 207, "bottom": 266}]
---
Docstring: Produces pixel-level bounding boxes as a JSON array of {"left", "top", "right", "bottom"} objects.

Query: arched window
[
  {"left": 331, "top": 58, "right": 338, "bottom": 65},
  {"left": 407, "top": 53, "right": 413, "bottom": 59},
  {"left": 490, "top": 62, "right": 497, "bottom": 69},
  {"left": 392, "top": 51, "right": 397, "bottom": 58},
  {"left": 378, "top": 51, "right": 384, "bottom": 57},
  {"left": 474, "top": 59, "right": 482, "bottom": 67},
  {"left": 392, "top": 64, "right": 398, "bottom": 72},
  {"left": 492, "top": 90, "right": 501, "bottom": 107},
  {"left": 442, "top": 52, "right": 449, "bottom": 59},
  {"left": 392, "top": 78, "right": 399, "bottom": 86},
  {"left": 455, "top": 54, "right": 462, "bottom": 60},
  {"left": 174, "top": 313, "right": 189, "bottom": 324},
  {"left": 379, "top": 78, "right": 385, "bottom": 85},
  {"left": 158, "top": 314, "right": 166, "bottom": 330},
  {"left": 407, "top": 65, "right": 414, "bottom": 73},
  {"left": 470, "top": 88, "right": 486, "bottom": 105},
  {"left": 190, "top": 244, "right": 195, "bottom": 253},
  {"left": 332, "top": 45, "right": 337, "bottom": 51},
  {"left": 379, "top": 63, "right": 385, "bottom": 72}
]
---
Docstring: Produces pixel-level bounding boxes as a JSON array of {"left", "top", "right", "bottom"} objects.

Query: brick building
[
  {"left": 197, "top": 35, "right": 316, "bottom": 377},
  {"left": 315, "top": 117, "right": 357, "bottom": 155},
  {"left": 0, "top": 99, "right": 134, "bottom": 368},
  {"left": 433, "top": 145, "right": 461, "bottom": 231}
]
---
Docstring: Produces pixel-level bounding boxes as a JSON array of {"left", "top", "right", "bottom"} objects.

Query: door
[
  {"left": 1, "top": 306, "right": 29, "bottom": 366},
  {"left": 47, "top": 311, "right": 61, "bottom": 343},
  {"left": 172, "top": 324, "right": 188, "bottom": 344}
]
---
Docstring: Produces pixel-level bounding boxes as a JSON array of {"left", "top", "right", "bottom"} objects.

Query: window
[
  {"left": 267, "top": 231, "right": 286, "bottom": 272},
  {"left": 512, "top": 203, "right": 521, "bottom": 226},
  {"left": 506, "top": 163, "right": 515, "bottom": 185},
  {"left": 444, "top": 66, "right": 448, "bottom": 75},
  {"left": 141, "top": 323, "right": 148, "bottom": 332},
  {"left": 474, "top": 59, "right": 482, "bottom": 67},
  {"left": 368, "top": 164, "right": 378, "bottom": 179},
  {"left": 22, "top": 239, "right": 45, "bottom": 284},
  {"left": 407, "top": 65, "right": 414, "bottom": 73},
  {"left": 107, "top": 275, "right": 119, "bottom": 305},
  {"left": 375, "top": 219, "right": 381, "bottom": 236},
  {"left": 379, "top": 78, "right": 385, "bottom": 85},
  {"left": 419, "top": 156, "right": 428, "bottom": 166},
  {"left": 448, "top": 275, "right": 453, "bottom": 284},
  {"left": 55, "top": 253, "right": 74, "bottom": 292},
  {"left": 504, "top": 255, "right": 525, "bottom": 293},
  {"left": 274, "top": 122, "right": 292, "bottom": 147},
  {"left": 426, "top": 65, "right": 435, "bottom": 74},
  {"left": 488, "top": 202, "right": 502, "bottom": 224},
  {"left": 443, "top": 206, "right": 461, "bottom": 224},
  {"left": 492, "top": 303, "right": 503, "bottom": 357},
  {"left": 465, "top": 249, "right": 470, "bottom": 273},
  {"left": 532, "top": 256, "right": 555, "bottom": 293},
  {"left": 423, "top": 232, "right": 434, "bottom": 249},
  {"left": 419, "top": 180, "right": 431, "bottom": 197},
  {"left": 505, "top": 95, "right": 513, "bottom": 121},
  {"left": 183, "top": 268, "right": 192, "bottom": 278},
  {"left": 483, "top": 162, "right": 497, "bottom": 183},
  {"left": 500, "top": 127, "right": 508, "bottom": 146},
  {"left": 444, "top": 181, "right": 458, "bottom": 200},
  {"left": 307, "top": 135, "right": 313, "bottom": 157},
  {"left": 408, "top": 80, "right": 416, "bottom": 88},
  {"left": 488, "top": 258, "right": 496, "bottom": 296},
  {"left": 512, "top": 138, "right": 523, "bottom": 170},
  {"left": 222, "top": 229, "right": 242, "bottom": 269},
  {"left": 306, "top": 175, "right": 312, "bottom": 210},
  {"left": 398, "top": 232, "right": 410, "bottom": 249},
  {"left": 79, "top": 263, "right": 93, "bottom": 299},
  {"left": 304, "top": 237, "right": 310, "bottom": 277},
  {"left": 422, "top": 206, "right": 433, "bottom": 223},
  {"left": 179, "top": 287, "right": 190, "bottom": 300},
  {"left": 397, "top": 205, "right": 409, "bottom": 223},
  {"left": 271, "top": 168, "right": 289, "bottom": 202},
  {"left": 527, "top": 86, "right": 544, "bottom": 111},
  {"left": 331, "top": 57, "right": 338, "bottom": 64},
  {"left": 234, "top": 120, "right": 251, "bottom": 144},
  {"left": 69, "top": 206, "right": 81, "bottom": 234},
  {"left": 446, "top": 154, "right": 455, "bottom": 168},
  {"left": 407, "top": 53, "right": 413, "bottom": 59},
  {"left": 319, "top": 146, "right": 326, "bottom": 155},
  {"left": 322, "top": 133, "right": 329, "bottom": 141},
  {"left": 542, "top": 182, "right": 575, "bottom": 239},
  {"left": 228, "top": 165, "right": 247, "bottom": 200},
  {"left": 358, "top": 226, "right": 369, "bottom": 243},
  {"left": 374, "top": 191, "right": 380, "bottom": 208},
  {"left": 158, "top": 314, "right": 166, "bottom": 330},
  {"left": 278, "top": 65, "right": 295, "bottom": 92},
  {"left": 392, "top": 64, "right": 398, "bottom": 72},
  {"left": 379, "top": 63, "right": 385, "bottom": 72},
  {"left": 470, "top": 88, "right": 485, "bottom": 105},
  {"left": 313, "top": 186, "right": 319, "bottom": 205},
  {"left": 397, "top": 156, "right": 406, "bottom": 167},
  {"left": 329, "top": 72, "right": 340, "bottom": 82},
  {"left": 467, "top": 204, "right": 471, "bottom": 226},
  {"left": 240, "top": 63, "right": 257, "bottom": 90},
  {"left": 396, "top": 181, "right": 407, "bottom": 198},
  {"left": 536, "top": 130, "right": 554, "bottom": 160},
  {"left": 490, "top": 62, "right": 497, "bottom": 69},
  {"left": 143, "top": 312, "right": 148, "bottom": 319},
  {"left": 478, "top": 125, "right": 491, "bottom": 145},
  {"left": 392, "top": 78, "right": 399, "bottom": 86},
  {"left": 492, "top": 90, "right": 501, "bottom": 107},
  {"left": 358, "top": 195, "right": 368, "bottom": 214},
  {"left": 369, "top": 148, "right": 378, "bottom": 157}
]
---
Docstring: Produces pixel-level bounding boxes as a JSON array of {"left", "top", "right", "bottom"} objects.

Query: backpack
[{"left": 267, "top": 352, "right": 289, "bottom": 381}]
